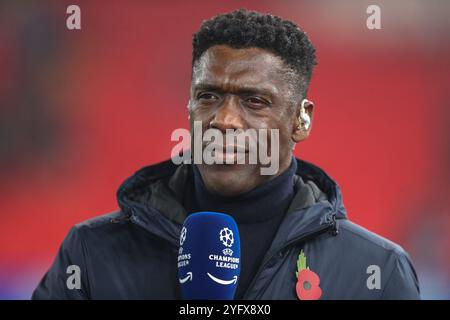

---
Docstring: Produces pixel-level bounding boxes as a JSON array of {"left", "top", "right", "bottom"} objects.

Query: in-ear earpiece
[{"left": 299, "top": 99, "right": 311, "bottom": 130}]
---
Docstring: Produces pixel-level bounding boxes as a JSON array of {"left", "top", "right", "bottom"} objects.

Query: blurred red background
[{"left": 0, "top": 0, "right": 449, "bottom": 299}]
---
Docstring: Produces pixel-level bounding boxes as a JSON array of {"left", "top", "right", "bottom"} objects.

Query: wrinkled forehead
[{"left": 192, "top": 45, "right": 289, "bottom": 88}]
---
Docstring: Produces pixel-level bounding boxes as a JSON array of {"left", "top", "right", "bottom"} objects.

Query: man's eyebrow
[
  {"left": 193, "top": 83, "right": 224, "bottom": 93},
  {"left": 193, "top": 83, "right": 277, "bottom": 96}
]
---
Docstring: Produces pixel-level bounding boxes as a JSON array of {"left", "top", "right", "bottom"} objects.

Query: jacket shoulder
[
  {"left": 68, "top": 211, "right": 138, "bottom": 249},
  {"left": 316, "top": 219, "right": 420, "bottom": 298},
  {"left": 338, "top": 219, "right": 407, "bottom": 257},
  {"left": 74, "top": 210, "right": 126, "bottom": 230}
]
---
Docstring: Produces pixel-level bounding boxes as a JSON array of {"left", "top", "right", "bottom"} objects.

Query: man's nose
[{"left": 209, "top": 95, "right": 245, "bottom": 132}]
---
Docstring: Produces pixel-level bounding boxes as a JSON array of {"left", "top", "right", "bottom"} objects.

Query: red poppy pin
[{"left": 295, "top": 250, "right": 322, "bottom": 300}]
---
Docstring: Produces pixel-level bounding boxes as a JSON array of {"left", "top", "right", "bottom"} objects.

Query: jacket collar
[{"left": 116, "top": 158, "right": 347, "bottom": 247}]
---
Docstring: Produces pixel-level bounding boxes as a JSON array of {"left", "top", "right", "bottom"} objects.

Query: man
[{"left": 33, "top": 9, "right": 420, "bottom": 299}]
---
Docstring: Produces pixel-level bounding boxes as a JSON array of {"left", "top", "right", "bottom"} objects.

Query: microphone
[{"left": 177, "top": 211, "right": 241, "bottom": 300}]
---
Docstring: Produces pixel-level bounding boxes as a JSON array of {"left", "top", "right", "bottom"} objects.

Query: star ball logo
[
  {"left": 219, "top": 228, "right": 234, "bottom": 247},
  {"left": 180, "top": 227, "right": 187, "bottom": 246},
  {"left": 219, "top": 227, "right": 234, "bottom": 256}
]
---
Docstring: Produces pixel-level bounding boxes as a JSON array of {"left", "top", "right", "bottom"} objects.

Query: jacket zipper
[{"left": 242, "top": 220, "right": 335, "bottom": 300}]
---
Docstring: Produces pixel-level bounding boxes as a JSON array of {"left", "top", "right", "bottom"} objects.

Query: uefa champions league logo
[{"left": 206, "top": 225, "right": 240, "bottom": 282}]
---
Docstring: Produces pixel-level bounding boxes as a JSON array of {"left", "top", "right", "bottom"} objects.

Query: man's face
[{"left": 189, "top": 45, "right": 309, "bottom": 196}]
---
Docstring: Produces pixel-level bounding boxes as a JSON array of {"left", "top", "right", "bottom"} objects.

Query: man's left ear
[{"left": 292, "top": 98, "right": 314, "bottom": 143}]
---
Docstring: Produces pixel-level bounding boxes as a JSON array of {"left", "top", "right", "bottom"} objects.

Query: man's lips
[
  {"left": 205, "top": 143, "right": 248, "bottom": 153},
  {"left": 203, "top": 143, "right": 249, "bottom": 163}
]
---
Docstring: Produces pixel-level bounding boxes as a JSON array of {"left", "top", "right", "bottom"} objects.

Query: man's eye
[
  {"left": 245, "top": 97, "right": 269, "bottom": 106},
  {"left": 198, "top": 93, "right": 218, "bottom": 101}
]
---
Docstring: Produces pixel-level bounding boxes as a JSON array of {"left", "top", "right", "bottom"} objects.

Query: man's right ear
[{"left": 292, "top": 98, "right": 314, "bottom": 143}]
